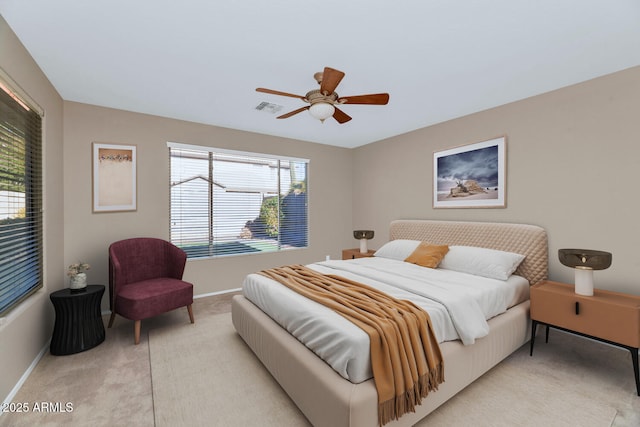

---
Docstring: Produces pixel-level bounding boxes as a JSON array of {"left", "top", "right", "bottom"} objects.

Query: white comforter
[{"left": 242, "top": 257, "right": 529, "bottom": 383}]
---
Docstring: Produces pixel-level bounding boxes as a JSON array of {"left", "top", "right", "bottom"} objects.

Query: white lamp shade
[{"left": 308, "top": 103, "right": 335, "bottom": 121}]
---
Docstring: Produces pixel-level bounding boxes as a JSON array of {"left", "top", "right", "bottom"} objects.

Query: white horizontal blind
[
  {"left": 0, "top": 81, "right": 43, "bottom": 315},
  {"left": 169, "top": 144, "right": 308, "bottom": 258}
]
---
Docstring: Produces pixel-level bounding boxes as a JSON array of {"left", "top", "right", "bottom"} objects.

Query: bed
[{"left": 231, "top": 219, "right": 548, "bottom": 426}]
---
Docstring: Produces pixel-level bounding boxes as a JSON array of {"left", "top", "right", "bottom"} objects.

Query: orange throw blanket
[{"left": 258, "top": 265, "right": 444, "bottom": 425}]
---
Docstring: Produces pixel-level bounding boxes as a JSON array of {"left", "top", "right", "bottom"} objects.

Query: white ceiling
[{"left": 1, "top": 1, "right": 639, "bottom": 148}]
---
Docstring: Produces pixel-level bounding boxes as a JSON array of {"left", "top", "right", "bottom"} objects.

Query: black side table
[{"left": 49, "top": 284, "right": 106, "bottom": 355}]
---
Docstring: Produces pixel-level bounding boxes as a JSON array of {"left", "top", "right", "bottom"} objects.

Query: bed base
[{"left": 232, "top": 294, "right": 530, "bottom": 427}]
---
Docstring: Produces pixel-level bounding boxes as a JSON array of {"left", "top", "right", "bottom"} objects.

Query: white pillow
[
  {"left": 438, "top": 245, "right": 525, "bottom": 281},
  {"left": 373, "top": 239, "right": 421, "bottom": 261}
]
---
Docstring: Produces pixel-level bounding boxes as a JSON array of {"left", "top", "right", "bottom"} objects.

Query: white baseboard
[
  {"left": 1, "top": 341, "right": 50, "bottom": 412},
  {"left": 194, "top": 288, "right": 242, "bottom": 299},
  {"left": 99, "top": 288, "right": 241, "bottom": 316}
]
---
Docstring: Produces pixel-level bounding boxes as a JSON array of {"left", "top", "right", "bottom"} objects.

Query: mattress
[{"left": 242, "top": 256, "right": 529, "bottom": 383}]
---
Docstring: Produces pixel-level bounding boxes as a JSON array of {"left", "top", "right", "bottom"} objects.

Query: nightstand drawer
[
  {"left": 531, "top": 282, "right": 640, "bottom": 348},
  {"left": 342, "top": 248, "right": 376, "bottom": 260}
]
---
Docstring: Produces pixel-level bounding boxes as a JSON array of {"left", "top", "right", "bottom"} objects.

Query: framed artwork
[
  {"left": 92, "top": 142, "right": 137, "bottom": 212},
  {"left": 433, "top": 136, "right": 506, "bottom": 208}
]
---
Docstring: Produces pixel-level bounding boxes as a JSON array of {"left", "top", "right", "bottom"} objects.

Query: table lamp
[
  {"left": 558, "top": 249, "right": 612, "bottom": 296},
  {"left": 353, "top": 230, "right": 374, "bottom": 254}
]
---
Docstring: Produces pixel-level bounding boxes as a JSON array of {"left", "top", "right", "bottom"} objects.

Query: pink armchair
[{"left": 108, "top": 238, "right": 194, "bottom": 344}]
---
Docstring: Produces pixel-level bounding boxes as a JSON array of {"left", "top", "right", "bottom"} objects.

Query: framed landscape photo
[
  {"left": 433, "top": 136, "right": 506, "bottom": 208},
  {"left": 92, "top": 142, "right": 137, "bottom": 212}
]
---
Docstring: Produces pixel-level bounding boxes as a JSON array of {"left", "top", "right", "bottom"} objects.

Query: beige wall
[
  {"left": 353, "top": 66, "right": 640, "bottom": 295},
  {"left": 62, "top": 102, "right": 354, "bottom": 306},
  {"left": 0, "top": 16, "right": 65, "bottom": 401}
]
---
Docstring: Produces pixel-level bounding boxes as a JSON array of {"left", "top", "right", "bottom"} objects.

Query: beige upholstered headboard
[{"left": 389, "top": 220, "right": 548, "bottom": 285}]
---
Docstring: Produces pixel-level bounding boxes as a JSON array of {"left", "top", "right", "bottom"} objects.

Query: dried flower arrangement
[{"left": 67, "top": 262, "right": 91, "bottom": 278}]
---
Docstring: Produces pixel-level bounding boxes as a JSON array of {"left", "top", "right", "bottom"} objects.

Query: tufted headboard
[{"left": 389, "top": 220, "right": 548, "bottom": 285}]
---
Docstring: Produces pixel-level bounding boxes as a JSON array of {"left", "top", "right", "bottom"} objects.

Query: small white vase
[{"left": 70, "top": 272, "right": 87, "bottom": 290}]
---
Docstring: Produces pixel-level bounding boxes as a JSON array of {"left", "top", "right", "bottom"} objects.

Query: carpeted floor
[
  {"left": 0, "top": 292, "right": 239, "bottom": 427},
  {"left": 150, "top": 313, "right": 310, "bottom": 427},
  {"left": 2, "top": 292, "right": 639, "bottom": 426},
  {"left": 150, "top": 311, "right": 638, "bottom": 427}
]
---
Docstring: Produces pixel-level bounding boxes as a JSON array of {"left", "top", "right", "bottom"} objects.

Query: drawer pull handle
[{"left": 575, "top": 301, "right": 580, "bottom": 315}]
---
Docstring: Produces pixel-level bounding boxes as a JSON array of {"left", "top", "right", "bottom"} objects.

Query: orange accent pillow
[{"left": 404, "top": 242, "right": 449, "bottom": 268}]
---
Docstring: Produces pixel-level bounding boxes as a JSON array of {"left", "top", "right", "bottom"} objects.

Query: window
[
  {"left": 0, "top": 77, "right": 43, "bottom": 316},
  {"left": 168, "top": 143, "right": 308, "bottom": 259}
]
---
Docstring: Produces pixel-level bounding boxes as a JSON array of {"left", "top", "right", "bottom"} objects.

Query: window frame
[
  {"left": 167, "top": 142, "right": 309, "bottom": 259},
  {"left": 0, "top": 70, "right": 44, "bottom": 316}
]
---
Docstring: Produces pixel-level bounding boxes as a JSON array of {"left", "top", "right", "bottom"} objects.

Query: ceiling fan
[{"left": 256, "top": 67, "right": 389, "bottom": 124}]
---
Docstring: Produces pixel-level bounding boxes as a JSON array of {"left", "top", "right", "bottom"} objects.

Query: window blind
[
  {"left": 169, "top": 143, "right": 308, "bottom": 258},
  {"left": 0, "top": 81, "right": 43, "bottom": 315}
]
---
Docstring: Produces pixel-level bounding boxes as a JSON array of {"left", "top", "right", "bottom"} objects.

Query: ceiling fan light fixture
[
  {"left": 256, "top": 67, "right": 388, "bottom": 124},
  {"left": 308, "top": 102, "right": 335, "bottom": 122}
]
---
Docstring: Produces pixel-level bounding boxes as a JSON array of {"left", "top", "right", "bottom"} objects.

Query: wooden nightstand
[
  {"left": 530, "top": 280, "right": 640, "bottom": 396},
  {"left": 342, "top": 248, "right": 376, "bottom": 260}
]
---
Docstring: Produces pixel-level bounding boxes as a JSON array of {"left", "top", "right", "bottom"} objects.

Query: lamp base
[
  {"left": 574, "top": 268, "right": 594, "bottom": 296},
  {"left": 359, "top": 239, "right": 368, "bottom": 254}
]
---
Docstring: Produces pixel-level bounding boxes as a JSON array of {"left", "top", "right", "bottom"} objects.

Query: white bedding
[{"left": 242, "top": 257, "right": 529, "bottom": 384}]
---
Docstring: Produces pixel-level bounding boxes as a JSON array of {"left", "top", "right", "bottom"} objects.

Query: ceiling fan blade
[
  {"left": 277, "top": 106, "right": 309, "bottom": 119},
  {"left": 256, "top": 88, "right": 306, "bottom": 100},
  {"left": 337, "top": 93, "right": 390, "bottom": 105},
  {"left": 320, "top": 67, "right": 345, "bottom": 95},
  {"left": 332, "top": 107, "right": 352, "bottom": 124}
]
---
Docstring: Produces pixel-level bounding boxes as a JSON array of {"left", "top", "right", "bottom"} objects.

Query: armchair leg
[
  {"left": 134, "top": 320, "right": 141, "bottom": 345},
  {"left": 108, "top": 312, "right": 116, "bottom": 328},
  {"left": 187, "top": 304, "right": 195, "bottom": 324}
]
